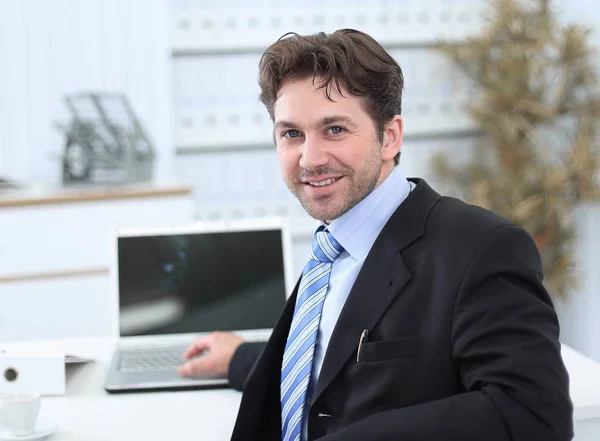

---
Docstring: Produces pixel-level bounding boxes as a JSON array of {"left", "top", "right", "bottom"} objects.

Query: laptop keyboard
[{"left": 119, "top": 347, "right": 188, "bottom": 373}]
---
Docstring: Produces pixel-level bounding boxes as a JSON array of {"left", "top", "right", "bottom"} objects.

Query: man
[{"left": 182, "top": 29, "right": 573, "bottom": 441}]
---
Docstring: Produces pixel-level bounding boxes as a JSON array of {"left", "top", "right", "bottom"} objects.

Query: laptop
[{"left": 104, "top": 217, "right": 294, "bottom": 393}]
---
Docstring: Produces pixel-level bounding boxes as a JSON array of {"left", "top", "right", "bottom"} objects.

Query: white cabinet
[
  {"left": 0, "top": 183, "right": 196, "bottom": 342},
  {"left": 0, "top": 273, "right": 112, "bottom": 341}
]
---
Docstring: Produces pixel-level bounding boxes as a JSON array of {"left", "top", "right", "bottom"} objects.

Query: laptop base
[{"left": 105, "top": 381, "right": 230, "bottom": 394}]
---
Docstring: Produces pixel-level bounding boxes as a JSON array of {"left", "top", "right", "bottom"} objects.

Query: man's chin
[{"left": 301, "top": 202, "right": 344, "bottom": 222}]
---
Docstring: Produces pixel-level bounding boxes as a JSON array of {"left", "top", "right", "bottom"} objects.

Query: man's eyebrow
[
  {"left": 319, "top": 115, "right": 358, "bottom": 128},
  {"left": 273, "top": 116, "right": 357, "bottom": 131},
  {"left": 273, "top": 120, "right": 297, "bottom": 130}
]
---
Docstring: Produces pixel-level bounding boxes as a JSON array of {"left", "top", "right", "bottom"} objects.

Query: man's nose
[{"left": 299, "top": 137, "right": 329, "bottom": 170}]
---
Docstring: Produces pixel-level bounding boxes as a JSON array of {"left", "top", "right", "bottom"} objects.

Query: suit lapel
[
  {"left": 311, "top": 178, "right": 441, "bottom": 404},
  {"left": 311, "top": 231, "right": 410, "bottom": 403}
]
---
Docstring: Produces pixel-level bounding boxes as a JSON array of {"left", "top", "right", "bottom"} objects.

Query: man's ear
[{"left": 382, "top": 116, "right": 403, "bottom": 162}]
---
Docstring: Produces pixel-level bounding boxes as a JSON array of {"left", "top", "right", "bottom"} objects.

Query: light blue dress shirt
[{"left": 300, "top": 165, "right": 414, "bottom": 438}]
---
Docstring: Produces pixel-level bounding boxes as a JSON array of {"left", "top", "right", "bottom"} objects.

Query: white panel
[
  {"left": 172, "top": 53, "right": 260, "bottom": 110},
  {"left": 148, "top": 0, "right": 177, "bottom": 181},
  {"left": 401, "top": 135, "right": 477, "bottom": 187},
  {"left": 170, "top": 1, "right": 483, "bottom": 52},
  {"left": 123, "top": 0, "right": 153, "bottom": 138},
  {"left": 0, "top": 273, "right": 113, "bottom": 342},
  {"left": 73, "top": 0, "right": 104, "bottom": 90},
  {"left": 45, "top": 0, "right": 79, "bottom": 184},
  {"left": 99, "top": 0, "right": 128, "bottom": 92},
  {"left": 25, "top": 0, "right": 54, "bottom": 182},
  {"left": 0, "top": 0, "right": 5, "bottom": 176},
  {"left": 291, "top": 237, "right": 312, "bottom": 279},
  {"left": 0, "top": 129, "right": 3, "bottom": 176},
  {"left": 556, "top": 203, "right": 600, "bottom": 363},
  {"left": 0, "top": 0, "right": 29, "bottom": 181},
  {"left": 575, "top": 417, "right": 600, "bottom": 441}
]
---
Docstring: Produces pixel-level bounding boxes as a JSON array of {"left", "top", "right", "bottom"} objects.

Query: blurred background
[{"left": 0, "top": 0, "right": 598, "bottom": 361}]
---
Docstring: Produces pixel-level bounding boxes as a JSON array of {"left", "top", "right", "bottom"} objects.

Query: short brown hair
[{"left": 258, "top": 28, "right": 404, "bottom": 164}]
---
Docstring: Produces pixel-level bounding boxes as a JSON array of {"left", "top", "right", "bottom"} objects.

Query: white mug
[{"left": 0, "top": 392, "right": 41, "bottom": 436}]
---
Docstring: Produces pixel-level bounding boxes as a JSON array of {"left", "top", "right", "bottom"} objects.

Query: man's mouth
[{"left": 307, "top": 177, "right": 339, "bottom": 187}]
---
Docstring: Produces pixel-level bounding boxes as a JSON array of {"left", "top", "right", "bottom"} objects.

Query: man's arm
[
  {"left": 228, "top": 341, "right": 267, "bottom": 391},
  {"left": 320, "top": 224, "right": 573, "bottom": 441}
]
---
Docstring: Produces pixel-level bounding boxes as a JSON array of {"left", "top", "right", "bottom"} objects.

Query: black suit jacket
[
  {"left": 229, "top": 341, "right": 266, "bottom": 391},
  {"left": 230, "top": 178, "right": 573, "bottom": 441}
]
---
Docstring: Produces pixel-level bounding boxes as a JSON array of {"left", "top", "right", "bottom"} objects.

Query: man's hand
[{"left": 178, "top": 331, "right": 244, "bottom": 377}]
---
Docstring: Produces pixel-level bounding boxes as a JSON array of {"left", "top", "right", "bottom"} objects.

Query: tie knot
[{"left": 310, "top": 227, "right": 344, "bottom": 264}]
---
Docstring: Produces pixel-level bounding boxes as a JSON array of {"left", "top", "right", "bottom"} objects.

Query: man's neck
[{"left": 322, "top": 163, "right": 399, "bottom": 225}]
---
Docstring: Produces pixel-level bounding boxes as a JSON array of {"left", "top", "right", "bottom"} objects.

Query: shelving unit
[{"left": 170, "top": 4, "right": 483, "bottom": 54}]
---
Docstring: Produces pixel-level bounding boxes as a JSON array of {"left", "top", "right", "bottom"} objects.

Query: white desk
[
  {"left": 2, "top": 338, "right": 241, "bottom": 441},
  {"left": 2, "top": 339, "right": 600, "bottom": 440}
]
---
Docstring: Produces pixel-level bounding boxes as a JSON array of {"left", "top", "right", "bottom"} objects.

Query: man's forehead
[
  {"left": 277, "top": 77, "right": 350, "bottom": 101},
  {"left": 274, "top": 82, "right": 363, "bottom": 125}
]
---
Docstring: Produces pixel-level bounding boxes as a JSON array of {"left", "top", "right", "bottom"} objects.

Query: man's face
[{"left": 273, "top": 77, "right": 400, "bottom": 222}]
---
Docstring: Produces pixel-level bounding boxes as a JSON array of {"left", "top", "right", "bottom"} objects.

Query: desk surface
[
  {"left": 2, "top": 338, "right": 241, "bottom": 441},
  {"left": 2, "top": 338, "right": 600, "bottom": 441}
]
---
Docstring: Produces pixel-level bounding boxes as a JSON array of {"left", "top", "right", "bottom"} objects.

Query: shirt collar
[{"left": 323, "top": 165, "right": 411, "bottom": 261}]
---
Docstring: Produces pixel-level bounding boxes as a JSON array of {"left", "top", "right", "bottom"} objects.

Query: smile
[{"left": 308, "top": 178, "right": 338, "bottom": 187}]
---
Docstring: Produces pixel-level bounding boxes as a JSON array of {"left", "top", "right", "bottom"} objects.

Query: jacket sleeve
[
  {"left": 228, "top": 341, "right": 267, "bottom": 392},
  {"left": 320, "top": 224, "right": 574, "bottom": 441}
]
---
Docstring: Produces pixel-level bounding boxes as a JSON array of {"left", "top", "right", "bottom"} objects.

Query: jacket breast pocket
[{"left": 357, "top": 337, "right": 422, "bottom": 363}]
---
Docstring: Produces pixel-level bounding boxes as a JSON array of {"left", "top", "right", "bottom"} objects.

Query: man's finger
[
  {"left": 183, "top": 336, "right": 211, "bottom": 359},
  {"left": 178, "top": 354, "right": 214, "bottom": 376}
]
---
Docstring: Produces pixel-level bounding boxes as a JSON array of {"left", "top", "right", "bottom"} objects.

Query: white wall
[
  {"left": 0, "top": 0, "right": 175, "bottom": 183},
  {"left": 555, "top": 203, "right": 600, "bottom": 361}
]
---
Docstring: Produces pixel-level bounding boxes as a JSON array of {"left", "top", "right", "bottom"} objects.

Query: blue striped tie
[{"left": 280, "top": 227, "right": 344, "bottom": 441}]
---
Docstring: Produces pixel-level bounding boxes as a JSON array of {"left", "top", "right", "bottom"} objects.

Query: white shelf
[{"left": 171, "top": 3, "right": 483, "bottom": 54}]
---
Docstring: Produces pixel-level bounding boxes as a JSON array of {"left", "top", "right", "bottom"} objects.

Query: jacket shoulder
[{"left": 426, "top": 195, "right": 522, "bottom": 247}]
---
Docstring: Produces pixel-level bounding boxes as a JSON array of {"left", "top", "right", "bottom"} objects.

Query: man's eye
[
  {"left": 328, "top": 126, "right": 345, "bottom": 135},
  {"left": 283, "top": 130, "right": 301, "bottom": 139}
]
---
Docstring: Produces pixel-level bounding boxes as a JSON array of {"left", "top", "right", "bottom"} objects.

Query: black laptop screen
[{"left": 116, "top": 229, "right": 287, "bottom": 337}]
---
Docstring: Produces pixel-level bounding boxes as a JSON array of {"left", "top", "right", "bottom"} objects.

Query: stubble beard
[{"left": 288, "top": 154, "right": 382, "bottom": 222}]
